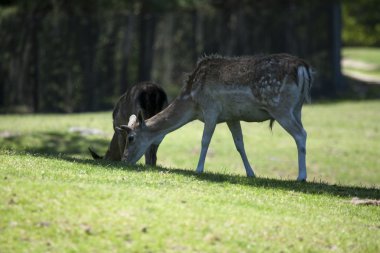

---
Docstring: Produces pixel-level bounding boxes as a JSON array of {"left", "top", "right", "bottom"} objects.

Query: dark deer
[
  {"left": 116, "top": 54, "right": 313, "bottom": 181},
  {"left": 89, "top": 82, "right": 168, "bottom": 166}
]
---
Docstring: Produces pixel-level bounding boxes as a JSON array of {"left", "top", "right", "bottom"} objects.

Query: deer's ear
[
  {"left": 115, "top": 125, "right": 132, "bottom": 136},
  {"left": 137, "top": 111, "right": 146, "bottom": 128}
]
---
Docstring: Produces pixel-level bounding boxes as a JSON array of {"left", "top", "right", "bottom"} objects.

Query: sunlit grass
[
  {"left": 342, "top": 47, "right": 380, "bottom": 65},
  {"left": 1, "top": 101, "right": 379, "bottom": 252},
  {"left": 1, "top": 101, "right": 380, "bottom": 186},
  {"left": 342, "top": 47, "right": 380, "bottom": 79}
]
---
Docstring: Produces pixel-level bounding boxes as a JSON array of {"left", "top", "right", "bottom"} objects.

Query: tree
[
  {"left": 342, "top": 0, "right": 380, "bottom": 46},
  {"left": 0, "top": 0, "right": 347, "bottom": 112}
]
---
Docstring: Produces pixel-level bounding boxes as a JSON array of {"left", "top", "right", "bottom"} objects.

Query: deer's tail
[
  {"left": 297, "top": 65, "right": 314, "bottom": 104},
  {"left": 88, "top": 147, "right": 103, "bottom": 160}
]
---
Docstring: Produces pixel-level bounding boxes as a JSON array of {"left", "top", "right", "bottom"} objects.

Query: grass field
[
  {"left": 1, "top": 101, "right": 380, "bottom": 252},
  {"left": 342, "top": 47, "right": 380, "bottom": 79}
]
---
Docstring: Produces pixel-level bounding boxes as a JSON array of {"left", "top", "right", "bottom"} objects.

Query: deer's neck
[{"left": 145, "top": 96, "right": 196, "bottom": 138}]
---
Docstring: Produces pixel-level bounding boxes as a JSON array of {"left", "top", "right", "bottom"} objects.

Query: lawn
[
  {"left": 1, "top": 101, "right": 379, "bottom": 252},
  {"left": 342, "top": 47, "right": 380, "bottom": 79}
]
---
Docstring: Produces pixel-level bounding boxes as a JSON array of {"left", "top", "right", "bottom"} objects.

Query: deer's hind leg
[{"left": 270, "top": 107, "right": 307, "bottom": 181}]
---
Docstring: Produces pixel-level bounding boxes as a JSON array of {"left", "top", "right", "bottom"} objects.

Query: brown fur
[
  {"left": 89, "top": 82, "right": 168, "bottom": 165},
  {"left": 183, "top": 54, "right": 311, "bottom": 106}
]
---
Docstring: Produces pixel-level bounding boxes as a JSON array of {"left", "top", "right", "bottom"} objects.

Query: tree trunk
[
  {"left": 120, "top": 14, "right": 135, "bottom": 94},
  {"left": 0, "top": 62, "right": 4, "bottom": 108},
  {"left": 330, "top": 1, "right": 344, "bottom": 95},
  {"left": 103, "top": 17, "right": 119, "bottom": 100},
  {"left": 154, "top": 13, "right": 174, "bottom": 89},
  {"left": 31, "top": 14, "right": 40, "bottom": 112},
  {"left": 79, "top": 15, "right": 99, "bottom": 111},
  {"left": 138, "top": 8, "right": 156, "bottom": 82},
  {"left": 190, "top": 10, "right": 199, "bottom": 64}
]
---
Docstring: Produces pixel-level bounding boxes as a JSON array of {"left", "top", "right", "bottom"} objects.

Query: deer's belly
[
  {"left": 198, "top": 85, "right": 272, "bottom": 122},
  {"left": 217, "top": 102, "right": 271, "bottom": 122}
]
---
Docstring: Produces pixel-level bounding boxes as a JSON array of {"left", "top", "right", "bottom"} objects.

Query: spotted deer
[
  {"left": 118, "top": 54, "right": 313, "bottom": 180},
  {"left": 89, "top": 82, "right": 168, "bottom": 166}
]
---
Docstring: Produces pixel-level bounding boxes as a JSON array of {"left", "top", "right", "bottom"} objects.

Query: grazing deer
[
  {"left": 89, "top": 82, "right": 168, "bottom": 166},
  {"left": 118, "top": 54, "right": 313, "bottom": 181}
]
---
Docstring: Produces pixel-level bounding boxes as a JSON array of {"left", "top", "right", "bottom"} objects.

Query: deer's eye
[{"left": 128, "top": 135, "right": 135, "bottom": 143}]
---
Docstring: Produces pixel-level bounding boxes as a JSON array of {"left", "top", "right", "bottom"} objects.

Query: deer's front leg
[
  {"left": 104, "top": 132, "right": 122, "bottom": 160},
  {"left": 227, "top": 121, "right": 255, "bottom": 177},
  {"left": 195, "top": 117, "right": 217, "bottom": 174},
  {"left": 145, "top": 144, "right": 158, "bottom": 166}
]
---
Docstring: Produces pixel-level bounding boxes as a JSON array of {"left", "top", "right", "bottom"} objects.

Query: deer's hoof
[
  {"left": 297, "top": 177, "right": 307, "bottom": 182},
  {"left": 195, "top": 169, "right": 204, "bottom": 174}
]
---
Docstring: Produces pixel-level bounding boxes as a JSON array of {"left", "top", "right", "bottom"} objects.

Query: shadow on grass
[
  {"left": 0, "top": 131, "right": 109, "bottom": 156},
  {"left": 1, "top": 131, "right": 379, "bottom": 199},
  {"left": 38, "top": 152, "right": 380, "bottom": 200}
]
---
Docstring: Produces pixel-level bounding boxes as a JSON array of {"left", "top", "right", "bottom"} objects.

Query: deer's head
[{"left": 116, "top": 112, "right": 152, "bottom": 165}]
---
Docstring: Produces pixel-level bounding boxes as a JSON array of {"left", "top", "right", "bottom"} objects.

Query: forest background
[{"left": 0, "top": 0, "right": 379, "bottom": 113}]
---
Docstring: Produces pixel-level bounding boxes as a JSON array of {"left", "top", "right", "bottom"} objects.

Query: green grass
[
  {"left": 343, "top": 47, "right": 380, "bottom": 65},
  {"left": 342, "top": 47, "right": 380, "bottom": 78},
  {"left": 343, "top": 68, "right": 380, "bottom": 79},
  {"left": 1, "top": 101, "right": 380, "bottom": 252}
]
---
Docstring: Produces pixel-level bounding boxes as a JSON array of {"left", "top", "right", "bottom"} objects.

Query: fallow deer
[
  {"left": 118, "top": 54, "right": 313, "bottom": 180},
  {"left": 89, "top": 82, "right": 168, "bottom": 166}
]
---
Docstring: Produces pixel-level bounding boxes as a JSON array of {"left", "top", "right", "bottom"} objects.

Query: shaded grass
[{"left": 0, "top": 132, "right": 108, "bottom": 156}]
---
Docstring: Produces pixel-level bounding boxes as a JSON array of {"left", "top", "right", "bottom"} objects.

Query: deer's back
[{"left": 186, "top": 54, "right": 309, "bottom": 88}]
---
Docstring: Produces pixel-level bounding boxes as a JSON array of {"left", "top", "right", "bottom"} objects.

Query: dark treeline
[{"left": 0, "top": 0, "right": 343, "bottom": 113}]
